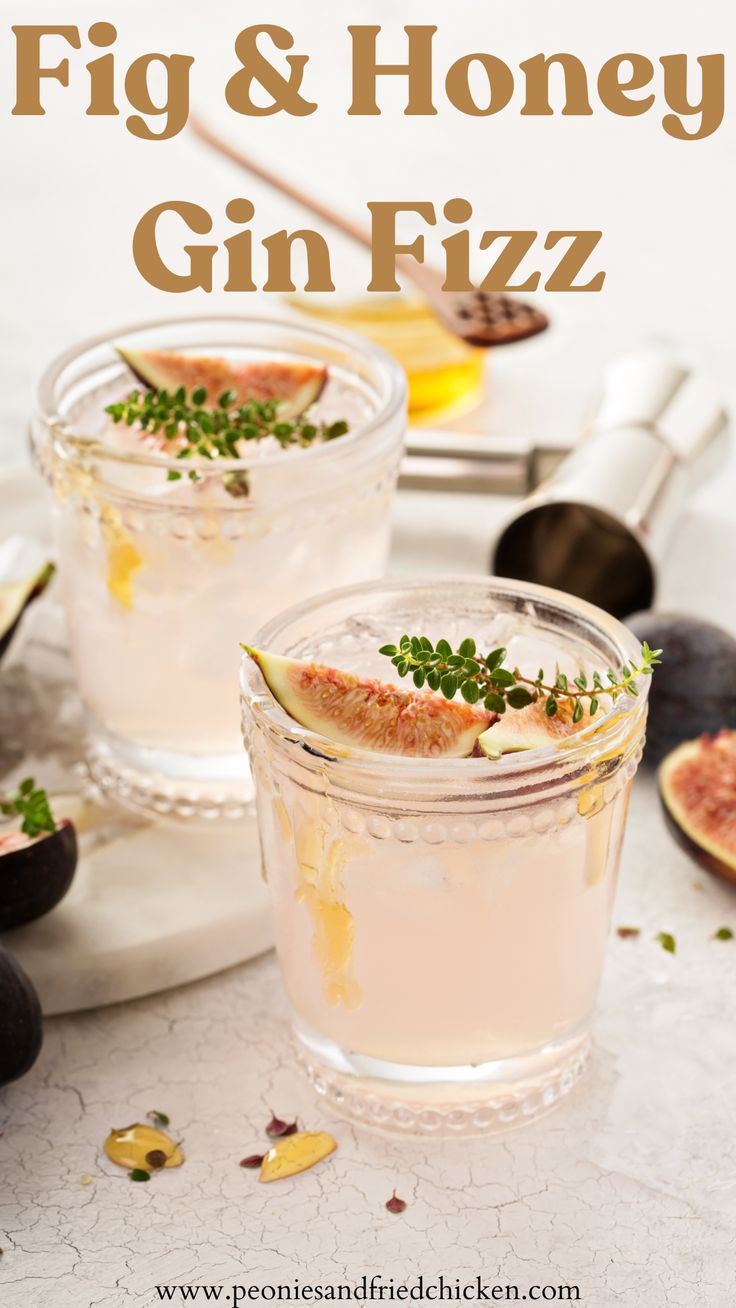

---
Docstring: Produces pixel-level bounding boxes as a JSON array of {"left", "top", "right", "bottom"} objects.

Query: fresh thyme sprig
[
  {"left": 378, "top": 636, "right": 661, "bottom": 720},
  {"left": 1, "top": 777, "right": 56, "bottom": 838},
  {"left": 105, "top": 387, "right": 349, "bottom": 486}
]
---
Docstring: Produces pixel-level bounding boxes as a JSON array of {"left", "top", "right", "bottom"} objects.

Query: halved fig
[
  {"left": 244, "top": 647, "right": 492, "bottom": 758},
  {"left": 118, "top": 349, "right": 327, "bottom": 422},
  {"left": 0, "top": 946, "right": 43, "bottom": 1085},
  {"left": 0, "top": 820, "right": 78, "bottom": 930},
  {"left": 478, "top": 697, "right": 592, "bottom": 759},
  {"left": 659, "top": 730, "right": 736, "bottom": 884},
  {"left": 0, "top": 563, "right": 55, "bottom": 662}
]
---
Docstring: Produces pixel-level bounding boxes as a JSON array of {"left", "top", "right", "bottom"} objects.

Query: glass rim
[
  {"left": 240, "top": 573, "right": 650, "bottom": 786},
  {"left": 34, "top": 311, "right": 407, "bottom": 476}
]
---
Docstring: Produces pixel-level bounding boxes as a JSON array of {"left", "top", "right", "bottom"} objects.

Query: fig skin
[
  {"left": 0, "top": 564, "right": 55, "bottom": 663},
  {"left": 660, "top": 800, "right": 736, "bottom": 886},
  {"left": 659, "top": 733, "right": 736, "bottom": 885},
  {"left": 0, "top": 820, "right": 77, "bottom": 930},
  {"left": 0, "top": 616, "right": 21, "bottom": 662},
  {"left": 627, "top": 612, "right": 736, "bottom": 765},
  {"left": 0, "top": 946, "right": 43, "bottom": 1085}
]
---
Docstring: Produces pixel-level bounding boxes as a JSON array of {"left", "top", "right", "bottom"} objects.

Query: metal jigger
[{"left": 491, "top": 351, "right": 730, "bottom": 618}]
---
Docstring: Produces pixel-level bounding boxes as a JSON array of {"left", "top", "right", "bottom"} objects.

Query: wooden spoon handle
[{"left": 189, "top": 114, "right": 374, "bottom": 253}]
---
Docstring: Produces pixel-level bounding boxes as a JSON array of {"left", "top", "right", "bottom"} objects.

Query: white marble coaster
[{"left": 0, "top": 792, "right": 273, "bottom": 1015}]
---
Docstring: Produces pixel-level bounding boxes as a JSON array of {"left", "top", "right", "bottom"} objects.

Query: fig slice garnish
[
  {"left": 242, "top": 647, "right": 491, "bottom": 759},
  {"left": 116, "top": 350, "right": 327, "bottom": 422}
]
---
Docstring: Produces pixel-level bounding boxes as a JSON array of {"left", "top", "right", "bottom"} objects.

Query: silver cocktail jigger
[{"left": 491, "top": 350, "right": 729, "bottom": 618}]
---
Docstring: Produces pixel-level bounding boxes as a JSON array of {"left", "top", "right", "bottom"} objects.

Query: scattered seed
[
  {"left": 79, "top": 1174, "right": 93, "bottom": 1186},
  {"left": 129, "top": 1169, "right": 151, "bottom": 1183},
  {"left": 617, "top": 926, "right": 640, "bottom": 939},
  {"left": 147, "top": 1110, "right": 170, "bottom": 1128},
  {"left": 265, "top": 1114, "right": 298, "bottom": 1139},
  {"left": 714, "top": 926, "right": 734, "bottom": 941},
  {"left": 385, "top": 1190, "right": 407, "bottom": 1214},
  {"left": 145, "top": 1150, "right": 168, "bottom": 1170},
  {"left": 240, "top": 1154, "right": 265, "bottom": 1169},
  {"left": 655, "top": 931, "right": 676, "bottom": 954}
]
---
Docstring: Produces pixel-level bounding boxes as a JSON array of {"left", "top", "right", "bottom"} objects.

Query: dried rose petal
[
  {"left": 385, "top": 1190, "right": 407, "bottom": 1214},
  {"left": 265, "top": 1114, "right": 298, "bottom": 1139},
  {"left": 617, "top": 926, "right": 640, "bottom": 939},
  {"left": 240, "top": 1154, "right": 265, "bottom": 1169}
]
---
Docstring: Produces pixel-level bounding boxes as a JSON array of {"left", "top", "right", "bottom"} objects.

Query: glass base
[
  {"left": 86, "top": 731, "right": 254, "bottom": 821},
  {"left": 295, "top": 1021, "right": 591, "bottom": 1137}
]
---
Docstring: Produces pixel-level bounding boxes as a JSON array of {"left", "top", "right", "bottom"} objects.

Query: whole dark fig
[
  {"left": 626, "top": 612, "right": 736, "bottom": 765},
  {"left": 0, "top": 947, "right": 43, "bottom": 1085}
]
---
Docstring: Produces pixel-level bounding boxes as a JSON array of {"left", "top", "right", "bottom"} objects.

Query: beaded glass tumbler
[
  {"left": 241, "top": 577, "right": 649, "bottom": 1135},
  {"left": 31, "top": 316, "right": 406, "bottom": 818}
]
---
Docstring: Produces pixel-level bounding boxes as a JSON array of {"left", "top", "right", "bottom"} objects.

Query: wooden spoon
[{"left": 189, "top": 115, "right": 548, "bottom": 349}]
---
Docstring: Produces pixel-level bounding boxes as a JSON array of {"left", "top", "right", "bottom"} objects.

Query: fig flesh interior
[
  {"left": 118, "top": 348, "right": 327, "bottom": 423},
  {"left": 245, "top": 647, "right": 492, "bottom": 758},
  {"left": 659, "top": 730, "right": 736, "bottom": 882}
]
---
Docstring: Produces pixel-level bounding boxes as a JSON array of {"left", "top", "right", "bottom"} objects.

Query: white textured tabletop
[
  {"left": 2, "top": 771, "right": 736, "bottom": 1307},
  {"left": 1, "top": 487, "right": 735, "bottom": 1308},
  {"left": 2, "top": 3, "right": 736, "bottom": 1304}
]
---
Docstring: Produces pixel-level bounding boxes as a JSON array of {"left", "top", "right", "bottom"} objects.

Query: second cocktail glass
[
  {"left": 241, "top": 577, "right": 649, "bottom": 1135},
  {"left": 31, "top": 315, "right": 406, "bottom": 817}
]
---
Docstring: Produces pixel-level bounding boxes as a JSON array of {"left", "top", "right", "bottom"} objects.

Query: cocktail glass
[
  {"left": 31, "top": 315, "right": 406, "bottom": 818},
  {"left": 240, "top": 576, "right": 649, "bottom": 1135}
]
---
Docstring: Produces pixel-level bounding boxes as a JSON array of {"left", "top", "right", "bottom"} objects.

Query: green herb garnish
[
  {"left": 105, "top": 386, "right": 349, "bottom": 493},
  {"left": 714, "top": 927, "right": 734, "bottom": 941},
  {"left": 655, "top": 931, "right": 676, "bottom": 954},
  {"left": 129, "top": 1169, "right": 151, "bottom": 1183},
  {"left": 1, "top": 778, "right": 56, "bottom": 838},
  {"left": 378, "top": 635, "right": 661, "bottom": 719},
  {"left": 147, "top": 1110, "right": 170, "bottom": 1128}
]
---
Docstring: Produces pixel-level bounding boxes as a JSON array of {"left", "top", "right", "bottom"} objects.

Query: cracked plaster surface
[{"left": 1, "top": 780, "right": 735, "bottom": 1307}]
